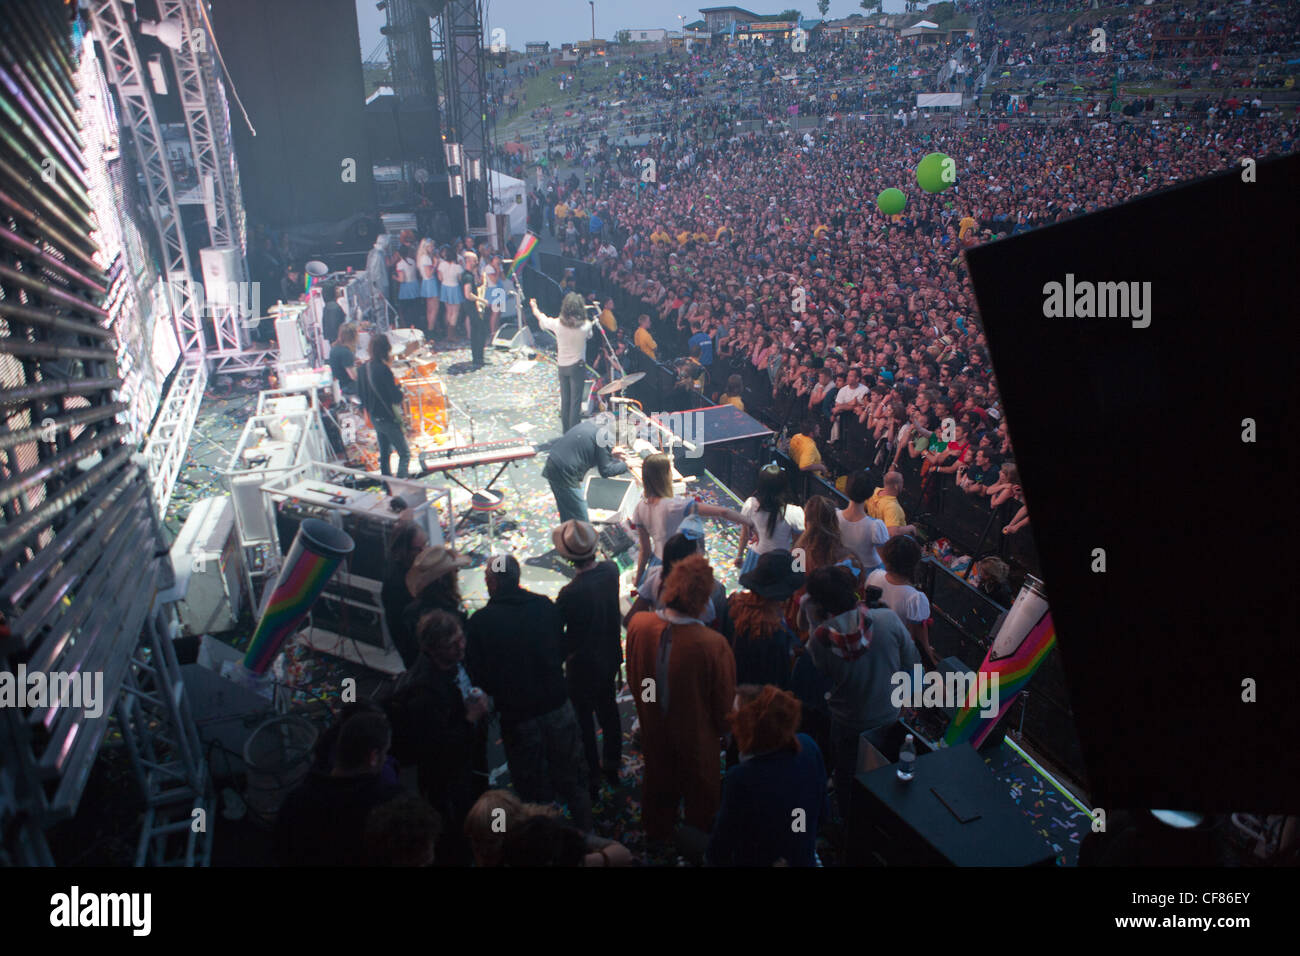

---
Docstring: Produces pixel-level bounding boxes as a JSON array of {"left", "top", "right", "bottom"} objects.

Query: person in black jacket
[
  {"left": 321, "top": 283, "right": 347, "bottom": 345},
  {"left": 329, "top": 323, "right": 360, "bottom": 397},
  {"left": 393, "top": 608, "right": 489, "bottom": 866},
  {"left": 273, "top": 711, "right": 399, "bottom": 866},
  {"left": 361, "top": 333, "right": 411, "bottom": 478},
  {"left": 381, "top": 522, "right": 429, "bottom": 668},
  {"left": 552, "top": 520, "right": 623, "bottom": 793},
  {"left": 728, "top": 550, "right": 805, "bottom": 690},
  {"left": 465, "top": 555, "right": 592, "bottom": 831},
  {"left": 541, "top": 412, "right": 629, "bottom": 523}
]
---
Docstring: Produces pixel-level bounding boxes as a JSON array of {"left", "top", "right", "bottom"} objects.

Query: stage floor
[{"left": 165, "top": 340, "right": 1087, "bottom": 866}]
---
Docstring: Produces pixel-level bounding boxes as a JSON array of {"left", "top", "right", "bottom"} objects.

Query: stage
[{"left": 161, "top": 337, "right": 1090, "bottom": 866}]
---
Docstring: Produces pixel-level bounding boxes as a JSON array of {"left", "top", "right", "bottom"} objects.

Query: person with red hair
[
  {"left": 707, "top": 685, "right": 829, "bottom": 867},
  {"left": 626, "top": 554, "right": 736, "bottom": 843}
]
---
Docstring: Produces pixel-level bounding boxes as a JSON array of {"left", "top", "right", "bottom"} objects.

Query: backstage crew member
[{"left": 541, "top": 413, "right": 629, "bottom": 523}]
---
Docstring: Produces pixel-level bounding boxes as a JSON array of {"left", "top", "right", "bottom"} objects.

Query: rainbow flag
[
  {"left": 944, "top": 610, "right": 1056, "bottom": 749},
  {"left": 243, "top": 547, "right": 343, "bottom": 674},
  {"left": 507, "top": 230, "right": 538, "bottom": 279}
]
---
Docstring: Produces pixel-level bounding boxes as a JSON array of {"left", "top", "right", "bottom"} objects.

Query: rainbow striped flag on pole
[
  {"left": 507, "top": 230, "right": 539, "bottom": 279},
  {"left": 944, "top": 577, "right": 1056, "bottom": 749}
]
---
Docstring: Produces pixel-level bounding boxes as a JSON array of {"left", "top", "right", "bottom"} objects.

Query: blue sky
[{"left": 356, "top": 0, "right": 916, "bottom": 60}]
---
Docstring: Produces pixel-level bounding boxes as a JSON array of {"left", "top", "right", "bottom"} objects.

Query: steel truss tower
[
  {"left": 436, "top": 0, "right": 495, "bottom": 231},
  {"left": 86, "top": 0, "right": 203, "bottom": 360},
  {"left": 158, "top": 0, "right": 261, "bottom": 374},
  {"left": 87, "top": 0, "right": 263, "bottom": 373}
]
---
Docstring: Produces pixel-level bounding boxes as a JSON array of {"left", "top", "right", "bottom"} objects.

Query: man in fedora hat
[{"left": 553, "top": 520, "right": 623, "bottom": 794}]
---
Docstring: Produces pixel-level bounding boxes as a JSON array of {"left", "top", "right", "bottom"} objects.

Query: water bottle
[{"left": 897, "top": 734, "right": 916, "bottom": 782}]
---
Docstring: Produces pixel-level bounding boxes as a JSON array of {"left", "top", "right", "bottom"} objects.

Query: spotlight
[{"left": 139, "top": 19, "right": 185, "bottom": 52}]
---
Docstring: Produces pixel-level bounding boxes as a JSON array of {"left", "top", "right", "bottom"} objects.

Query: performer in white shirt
[{"left": 530, "top": 293, "right": 597, "bottom": 434}]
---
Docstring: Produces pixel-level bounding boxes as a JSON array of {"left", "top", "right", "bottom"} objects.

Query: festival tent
[{"left": 489, "top": 169, "right": 528, "bottom": 239}]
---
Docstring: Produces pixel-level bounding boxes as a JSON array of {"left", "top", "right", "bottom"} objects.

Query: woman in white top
[
  {"left": 866, "top": 534, "right": 939, "bottom": 667},
  {"left": 735, "top": 464, "right": 805, "bottom": 576},
  {"left": 436, "top": 248, "right": 464, "bottom": 340},
  {"left": 530, "top": 293, "right": 598, "bottom": 434},
  {"left": 630, "top": 452, "right": 750, "bottom": 588},
  {"left": 416, "top": 238, "right": 437, "bottom": 334},
  {"left": 837, "top": 470, "right": 891, "bottom": 573}
]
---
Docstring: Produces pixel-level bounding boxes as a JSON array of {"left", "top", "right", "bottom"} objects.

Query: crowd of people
[
  {"left": 504, "top": 12, "right": 1293, "bottom": 556},
  {"left": 276, "top": 477, "right": 944, "bottom": 866},
  {"left": 272, "top": 0, "right": 1296, "bottom": 866}
]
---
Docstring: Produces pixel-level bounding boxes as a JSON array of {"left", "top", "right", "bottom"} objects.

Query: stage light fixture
[
  {"left": 140, "top": 18, "right": 185, "bottom": 52},
  {"left": 146, "top": 54, "right": 168, "bottom": 95}
]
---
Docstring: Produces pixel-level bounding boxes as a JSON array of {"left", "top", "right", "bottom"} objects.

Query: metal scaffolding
[
  {"left": 436, "top": 0, "right": 495, "bottom": 232},
  {"left": 142, "top": 358, "right": 208, "bottom": 517},
  {"left": 86, "top": 0, "right": 203, "bottom": 360}
]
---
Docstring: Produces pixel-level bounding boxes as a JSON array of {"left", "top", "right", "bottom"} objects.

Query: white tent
[{"left": 489, "top": 169, "right": 528, "bottom": 240}]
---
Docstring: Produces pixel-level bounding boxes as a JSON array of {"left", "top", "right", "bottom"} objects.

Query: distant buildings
[{"left": 699, "top": 6, "right": 762, "bottom": 35}]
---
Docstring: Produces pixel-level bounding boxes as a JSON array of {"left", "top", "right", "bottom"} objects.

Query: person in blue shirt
[
  {"left": 688, "top": 319, "right": 714, "bottom": 368},
  {"left": 707, "top": 684, "right": 829, "bottom": 867}
]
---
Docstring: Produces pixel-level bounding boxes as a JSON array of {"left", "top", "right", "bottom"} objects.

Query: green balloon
[
  {"left": 876, "top": 188, "right": 906, "bottom": 216},
  {"left": 917, "top": 152, "right": 956, "bottom": 193}
]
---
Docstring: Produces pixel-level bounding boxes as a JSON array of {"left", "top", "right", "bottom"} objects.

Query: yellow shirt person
[
  {"left": 789, "top": 433, "right": 822, "bottom": 471},
  {"left": 635, "top": 325, "right": 658, "bottom": 360},
  {"left": 867, "top": 487, "right": 906, "bottom": 528}
]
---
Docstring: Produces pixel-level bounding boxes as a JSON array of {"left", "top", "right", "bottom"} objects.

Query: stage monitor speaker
[
  {"left": 491, "top": 324, "right": 534, "bottom": 350},
  {"left": 582, "top": 475, "right": 638, "bottom": 524},
  {"left": 199, "top": 246, "right": 244, "bottom": 297}
]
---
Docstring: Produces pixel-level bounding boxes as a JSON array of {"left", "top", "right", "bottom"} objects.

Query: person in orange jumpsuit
[{"left": 627, "top": 555, "right": 736, "bottom": 842}]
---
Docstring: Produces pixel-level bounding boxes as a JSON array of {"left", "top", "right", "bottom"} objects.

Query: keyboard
[{"left": 418, "top": 439, "right": 537, "bottom": 472}]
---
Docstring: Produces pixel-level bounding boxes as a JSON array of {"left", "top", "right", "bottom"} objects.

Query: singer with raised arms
[{"left": 531, "top": 293, "right": 598, "bottom": 434}]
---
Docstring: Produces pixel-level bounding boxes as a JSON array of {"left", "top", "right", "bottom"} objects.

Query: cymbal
[
  {"left": 597, "top": 371, "right": 645, "bottom": 396},
  {"left": 305, "top": 260, "right": 329, "bottom": 277}
]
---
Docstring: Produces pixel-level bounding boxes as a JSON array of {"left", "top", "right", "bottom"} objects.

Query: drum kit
[{"left": 590, "top": 370, "right": 644, "bottom": 417}]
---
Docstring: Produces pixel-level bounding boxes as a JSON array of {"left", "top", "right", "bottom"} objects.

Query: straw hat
[{"left": 406, "top": 545, "right": 470, "bottom": 596}]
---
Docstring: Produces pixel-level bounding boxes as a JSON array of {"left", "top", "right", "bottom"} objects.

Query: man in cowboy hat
[
  {"left": 553, "top": 520, "right": 623, "bottom": 794},
  {"left": 402, "top": 545, "right": 472, "bottom": 646}
]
